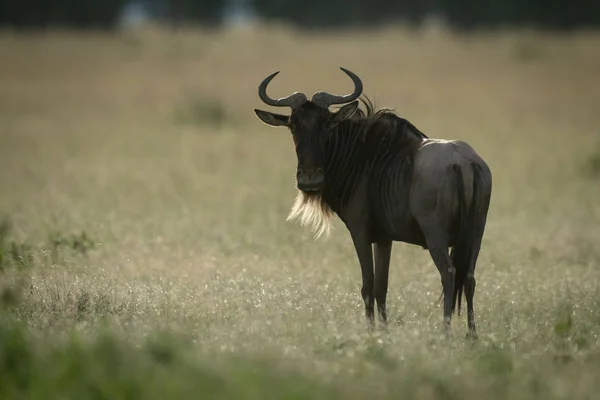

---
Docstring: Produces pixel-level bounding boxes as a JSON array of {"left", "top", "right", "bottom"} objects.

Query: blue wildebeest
[{"left": 253, "top": 68, "right": 492, "bottom": 338}]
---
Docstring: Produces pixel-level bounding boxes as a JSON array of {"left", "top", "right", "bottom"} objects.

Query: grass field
[{"left": 1, "top": 24, "right": 600, "bottom": 399}]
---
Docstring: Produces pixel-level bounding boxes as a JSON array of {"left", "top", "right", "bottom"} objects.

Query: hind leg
[
  {"left": 465, "top": 272, "right": 477, "bottom": 340},
  {"left": 465, "top": 239, "right": 483, "bottom": 340},
  {"left": 423, "top": 236, "right": 455, "bottom": 332},
  {"left": 412, "top": 181, "right": 460, "bottom": 334},
  {"left": 464, "top": 204, "right": 490, "bottom": 340}
]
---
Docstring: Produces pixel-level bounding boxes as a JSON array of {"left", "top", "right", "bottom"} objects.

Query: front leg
[
  {"left": 374, "top": 240, "right": 392, "bottom": 328},
  {"left": 350, "top": 230, "right": 375, "bottom": 328}
]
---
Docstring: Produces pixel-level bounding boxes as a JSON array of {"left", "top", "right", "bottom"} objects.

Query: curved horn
[
  {"left": 258, "top": 71, "right": 307, "bottom": 110},
  {"left": 311, "top": 67, "right": 363, "bottom": 109}
]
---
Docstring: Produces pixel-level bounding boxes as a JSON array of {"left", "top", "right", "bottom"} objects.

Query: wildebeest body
[{"left": 254, "top": 68, "right": 492, "bottom": 338}]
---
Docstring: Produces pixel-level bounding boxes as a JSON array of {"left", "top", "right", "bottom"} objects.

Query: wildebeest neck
[{"left": 321, "top": 103, "right": 427, "bottom": 215}]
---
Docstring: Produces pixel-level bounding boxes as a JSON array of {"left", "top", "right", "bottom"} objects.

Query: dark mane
[
  {"left": 347, "top": 95, "right": 429, "bottom": 140},
  {"left": 352, "top": 95, "right": 390, "bottom": 119}
]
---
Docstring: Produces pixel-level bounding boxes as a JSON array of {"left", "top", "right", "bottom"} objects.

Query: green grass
[
  {"left": 0, "top": 319, "right": 350, "bottom": 400},
  {"left": 0, "top": 25, "right": 599, "bottom": 399}
]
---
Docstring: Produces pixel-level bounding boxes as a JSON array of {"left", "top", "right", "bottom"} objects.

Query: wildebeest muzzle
[{"left": 296, "top": 167, "right": 324, "bottom": 192}]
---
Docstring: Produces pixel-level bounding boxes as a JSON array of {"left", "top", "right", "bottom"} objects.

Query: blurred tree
[
  {"left": 167, "top": 0, "right": 228, "bottom": 28},
  {"left": 0, "top": 0, "right": 598, "bottom": 30},
  {"left": 0, "top": 0, "right": 229, "bottom": 29},
  {"left": 520, "top": 0, "right": 600, "bottom": 30},
  {"left": 252, "top": 0, "right": 360, "bottom": 28},
  {"left": 439, "top": 0, "right": 600, "bottom": 30},
  {"left": 0, "top": 0, "right": 128, "bottom": 29},
  {"left": 251, "top": 0, "right": 600, "bottom": 30}
]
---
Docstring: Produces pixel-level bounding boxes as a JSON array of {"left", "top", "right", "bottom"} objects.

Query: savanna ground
[{"left": 1, "top": 23, "right": 600, "bottom": 399}]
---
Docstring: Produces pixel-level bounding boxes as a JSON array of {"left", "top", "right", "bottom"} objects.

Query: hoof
[
  {"left": 443, "top": 324, "right": 453, "bottom": 340},
  {"left": 466, "top": 329, "right": 479, "bottom": 341}
]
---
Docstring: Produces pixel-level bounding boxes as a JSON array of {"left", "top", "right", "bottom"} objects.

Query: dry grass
[{"left": 0, "top": 24, "right": 600, "bottom": 399}]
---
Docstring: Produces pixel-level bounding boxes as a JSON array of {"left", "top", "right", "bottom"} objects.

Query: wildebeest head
[{"left": 253, "top": 68, "right": 363, "bottom": 193}]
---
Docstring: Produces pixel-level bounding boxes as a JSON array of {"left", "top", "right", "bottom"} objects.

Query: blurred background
[
  {"left": 1, "top": 0, "right": 600, "bottom": 31},
  {"left": 0, "top": 0, "right": 598, "bottom": 307},
  {"left": 0, "top": 1, "right": 600, "bottom": 399},
  {"left": 0, "top": 1, "right": 598, "bottom": 285}
]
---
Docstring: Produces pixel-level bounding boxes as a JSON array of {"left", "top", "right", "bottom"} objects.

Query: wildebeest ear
[
  {"left": 254, "top": 109, "right": 289, "bottom": 127},
  {"left": 331, "top": 101, "right": 359, "bottom": 126}
]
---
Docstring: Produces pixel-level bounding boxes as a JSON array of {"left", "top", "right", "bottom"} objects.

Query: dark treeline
[
  {"left": 0, "top": 0, "right": 599, "bottom": 30},
  {"left": 0, "top": 0, "right": 128, "bottom": 29}
]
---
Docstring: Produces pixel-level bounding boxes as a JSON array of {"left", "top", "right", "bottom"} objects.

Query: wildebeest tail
[{"left": 450, "top": 163, "right": 480, "bottom": 316}]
